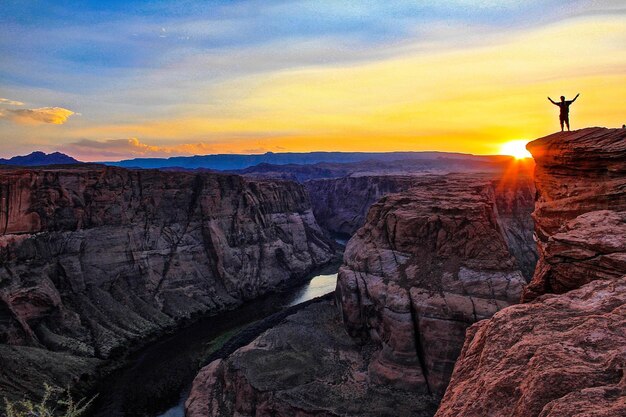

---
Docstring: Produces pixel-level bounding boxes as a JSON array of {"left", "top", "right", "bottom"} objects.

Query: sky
[{"left": 0, "top": 0, "right": 624, "bottom": 161}]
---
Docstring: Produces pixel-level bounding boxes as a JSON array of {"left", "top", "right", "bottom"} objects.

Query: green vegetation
[
  {"left": 3, "top": 384, "right": 95, "bottom": 417},
  {"left": 199, "top": 325, "right": 247, "bottom": 367}
]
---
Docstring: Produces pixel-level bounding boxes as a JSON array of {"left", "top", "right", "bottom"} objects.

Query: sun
[{"left": 499, "top": 140, "right": 532, "bottom": 159}]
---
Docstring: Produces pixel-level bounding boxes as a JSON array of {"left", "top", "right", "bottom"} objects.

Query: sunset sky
[{"left": 1, "top": 0, "right": 624, "bottom": 161}]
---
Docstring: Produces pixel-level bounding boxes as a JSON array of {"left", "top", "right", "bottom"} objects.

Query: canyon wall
[
  {"left": 306, "top": 172, "right": 536, "bottom": 279},
  {"left": 187, "top": 172, "right": 536, "bottom": 416},
  {"left": 336, "top": 175, "right": 531, "bottom": 396},
  {"left": 436, "top": 127, "right": 626, "bottom": 417},
  {"left": 305, "top": 176, "right": 424, "bottom": 237},
  {"left": 523, "top": 127, "right": 626, "bottom": 300},
  {"left": 0, "top": 165, "right": 334, "bottom": 399}
]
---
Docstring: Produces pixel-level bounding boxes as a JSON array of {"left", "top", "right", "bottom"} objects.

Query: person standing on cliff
[{"left": 548, "top": 94, "right": 579, "bottom": 131}]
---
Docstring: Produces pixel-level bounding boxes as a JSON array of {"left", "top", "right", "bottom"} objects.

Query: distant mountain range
[
  {"left": 0, "top": 151, "right": 81, "bottom": 166},
  {"left": 0, "top": 151, "right": 519, "bottom": 181},
  {"left": 105, "top": 151, "right": 506, "bottom": 171},
  {"left": 230, "top": 156, "right": 520, "bottom": 182}
]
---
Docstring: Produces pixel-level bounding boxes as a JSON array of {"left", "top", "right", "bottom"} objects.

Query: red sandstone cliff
[
  {"left": 186, "top": 172, "right": 536, "bottom": 416},
  {"left": 435, "top": 277, "right": 626, "bottom": 417},
  {"left": 0, "top": 165, "right": 334, "bottom": 399},
  {"left": 336, "top": 174, "right": 532, "bottom": 396},
  {"left": 305, "top": 176, "right": 422, "bottom": 237},
  {"left": 523, "top": 127, "right": 626, "bottom": 300},
  {"left": 305, "top": 173, "right": 537, "bottom": 278},
  {"left": 436, "top": 127, "right": 626, "bottom": 417}
]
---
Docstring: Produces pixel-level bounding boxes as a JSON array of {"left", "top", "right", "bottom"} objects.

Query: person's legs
[
  {"left": 560, "top": 117, "right": 565, "bottom": 131},
  {"left": 565, "top": 117, "right": 570, "bottom": 131}
]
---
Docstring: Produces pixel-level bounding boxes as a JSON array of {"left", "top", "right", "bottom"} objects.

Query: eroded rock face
[
  {"left": 305, "top": 176, "right": 425, "bottom": 237},
  {"left": 0, "top": 165, "right": 334, "bottom": 399},
  {"left": 185, "top": 172, "right": 537, "bottom": 416},
  {"left": 336, "top": 175, "right": 532, "bottom": 396},
  {"left": 435, "top": 277, "right": 626, "bottom": 417},
  {"left": 523, "top": 127, "right": 626, "bottom": 300},
  {"left": 306, "top": 172, "right": 536, "bottom": 276},
  {"left": 186, "top": 299, "right": 438, "bottom": 417},
  {"left": 436, "top": 128, "right": 626, "bottom": 417}
]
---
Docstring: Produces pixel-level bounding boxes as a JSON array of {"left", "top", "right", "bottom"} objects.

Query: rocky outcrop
[
  {"left": 523, "top": 127, "right": 626, "bottom": 300},
  {"left": 0, "top": 165, "right": 334, "bottom": 399},
  {"left": 436, "top": 128, "right": 626, "bottom": 417},
  {"left": 435, "top": 277, "right": 626, "bottom": 417},
  {"left": 306, "top": 172, "right": 536, "bottom": 273},
  {"left": 336, "top": 175, "right": 531, "bottom": 396},
  {"left": 186, "top": 298, "right": 438, "bottom": 417},
  {"left": 186, "top": 171, "right": 537, "bottom": 416}
]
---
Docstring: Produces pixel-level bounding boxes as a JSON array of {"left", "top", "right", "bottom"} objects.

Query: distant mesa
[
  {"left": 0, "top": 151, "right": 82, "bottom": 166},
  {"left": 105, "top": 151, "right": 511, "bottom": 171}
]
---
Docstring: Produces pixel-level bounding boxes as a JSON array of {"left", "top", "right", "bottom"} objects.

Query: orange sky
[{"left": 1, "top": 3, "right": 625, "bottom": 161}]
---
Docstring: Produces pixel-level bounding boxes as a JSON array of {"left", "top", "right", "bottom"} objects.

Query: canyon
[
  {"left": 436, "top": 127, "right": 626, "bottom": 417},
  {"left": 186, "top": 170, "right": 537, "bottom": 416},
  {"left": 0, "top": 165, "right": 335, "bottom": 400},
  {"left": 186, "top": 127, "right": 625, "bottom": 417},
  {"left": 1, "top": 127, "right": 622, "bottom": 417},
  {"left": 305, "top": 175, "right": 426, "bottom": 237},
  {"left": 305, "top": 172, "right": 537, "bottom": 279}
]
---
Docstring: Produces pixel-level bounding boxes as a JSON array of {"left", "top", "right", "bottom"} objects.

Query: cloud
[
  {"left": 1, "top": 2, "right": 625, "bottom": 158},
  {"left": 61, "top": 138, "right": 216, "bottom": 160},
  {"left": 0, "top": 107, "right": 75, "bottom": 124},
  {"left": 0, "top": 98, "right": 24, "bottom": 106}
]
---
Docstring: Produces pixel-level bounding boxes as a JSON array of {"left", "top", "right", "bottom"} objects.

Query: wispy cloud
[
  {"left": 61, "top": 138, "right": 216, "bottom": 160},
  {"left": 0, "top": 98, "right": 24, "bottom": 106},
  {"left": 0, "top": 107, "right": 75, "bottom": 124},
  {"left": 0, "top": 1, "right": 624, "bottom": 158}
]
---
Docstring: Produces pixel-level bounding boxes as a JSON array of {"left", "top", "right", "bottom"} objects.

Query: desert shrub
[{"left": 3, "top": 383, "right": 95, "bottom": 417}]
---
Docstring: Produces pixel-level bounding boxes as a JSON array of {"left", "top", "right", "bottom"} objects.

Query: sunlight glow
[
  {"left": 499, "top": 140, "right": 532, "bottom": 159},
  {"left": 1, "top": 8, "right": 625, "bottom": 159}
]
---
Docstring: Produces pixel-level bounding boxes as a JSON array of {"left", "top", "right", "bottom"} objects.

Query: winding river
[{"left": 90, "top": 264, "right": 340, "bottom": 417}]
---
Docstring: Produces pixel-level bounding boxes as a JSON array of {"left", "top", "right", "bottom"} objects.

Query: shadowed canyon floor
[
  {"left": 186, "top": 299, "right": 438, "bottom": 417},
  {"left": 91, "top": 266, "right": 340, "bottom": 417}
]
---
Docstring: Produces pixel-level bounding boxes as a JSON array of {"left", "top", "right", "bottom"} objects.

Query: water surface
[{"left": 91, "top": 265, "right": 339, "bottom": 417}]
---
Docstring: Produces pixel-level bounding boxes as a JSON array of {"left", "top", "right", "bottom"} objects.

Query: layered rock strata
[
  {"left": 523, "top": 127, "right": 626, "bottom": 300},
  {"left": 186, "top": 299, "right": 438, "bottom": 417},
  {"left": 437, "top": 128, "right": 626, "bottom": 417},
  {"left": 306, "top": 173, "right": 536, "bottom": 279},
  {"left": 187, "top": 172, "right": 537, "bottom": 416},
  {"left": 305, "top": 176, "right": 424, "bottom": 237},
  {"left": 0, "top": 165, "right": 334, "bottom": 399},
  {"left": 336, "top": 176, "right": 530, "bottom": 396}
]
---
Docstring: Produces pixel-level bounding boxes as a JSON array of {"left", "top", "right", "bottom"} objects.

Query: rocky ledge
[
  {"left": 523, "top": 127, "right": 626, "bottom": 300},
  {"left": 306, "top": 172, "right": 536, "bottom": 279},
  {"left": 186, "top": 171, "right": 536, "bottom": 416},
  {"left": 0, "top": 165, "right": 334, "bottom": 399},
  {"left": 437, "top": 127, "right": 626, "bottom": 417},
  {"left": 435, "top": 277, "right": 626, "bottom": 417}
]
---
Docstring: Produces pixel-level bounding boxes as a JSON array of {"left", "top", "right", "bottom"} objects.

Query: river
[{"left": 90, "top": 264, "right": 339, "bottom": 417}]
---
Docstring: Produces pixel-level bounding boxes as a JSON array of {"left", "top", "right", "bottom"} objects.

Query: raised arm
[
  {"left": 547, "top": 97, "right": 557, "bottom": 105},
  {"left": 571, "top": 93, "right": 580, "bottom": 103}
]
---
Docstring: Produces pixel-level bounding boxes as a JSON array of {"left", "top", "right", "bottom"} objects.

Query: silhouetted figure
[{"left": 548, "top": 94, "right": 579, "bottom": 131}]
